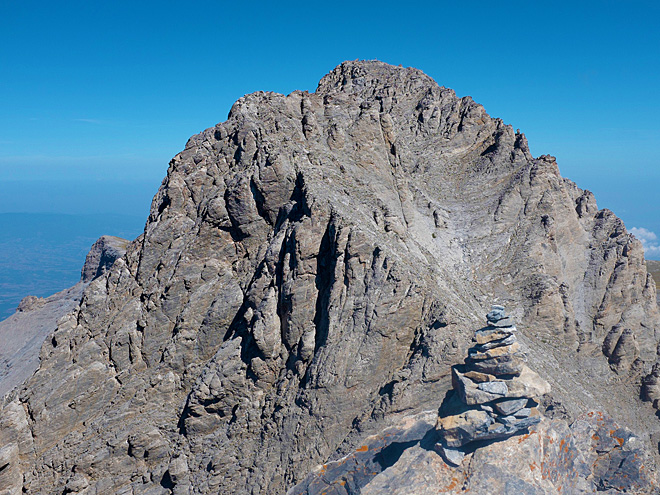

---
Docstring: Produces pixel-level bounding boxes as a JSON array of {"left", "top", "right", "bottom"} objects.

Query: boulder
[
  {"left": 438, "top": 409, "right": 494, "bottom": 448},
  {"left": 474, "top": 327, "right": 517, "bottom": 344},
  {"left": 493, "top": 398, "right": 528, "bottom": 416},
  {"left": 466, "top": 352, "right": 526, "bottom": 376}
]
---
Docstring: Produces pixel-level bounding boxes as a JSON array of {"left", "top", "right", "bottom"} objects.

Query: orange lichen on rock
[
  {"left": 518, "top": 433, "right": 531, "bottom": 444},
  {"left": 438, "top": 476, "right": 460, "bottom": 492},
  {"left": 356, "top": 445, "right": 368, "bottom": 452}
]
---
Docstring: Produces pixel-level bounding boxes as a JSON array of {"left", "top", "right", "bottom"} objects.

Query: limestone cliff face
[{"left": 1, "top": 61, "right": 659, "bottom": 494}]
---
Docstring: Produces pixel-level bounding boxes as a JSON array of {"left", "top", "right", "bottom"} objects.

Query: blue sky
[{"left": 1, "top": 0, "right": 659, "bottom": 257}]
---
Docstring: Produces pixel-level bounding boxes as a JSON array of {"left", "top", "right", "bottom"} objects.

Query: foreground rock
[
  {"left": 435, "top": 306, "right": 550, "bottom": 465},
  {"left": 289, "top": 409, "right": 656, "bottom": 494},
  {"left": 0, "top": 61, "right": 659, "bottom": 494}
]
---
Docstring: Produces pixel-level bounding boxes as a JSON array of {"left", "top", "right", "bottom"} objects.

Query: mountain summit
[{"left": 1, "top": 61, "right": 658, "bottom": 494}]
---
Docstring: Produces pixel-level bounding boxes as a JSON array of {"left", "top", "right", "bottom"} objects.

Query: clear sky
[{"left": 1, "top": 0, "right": 659, "bottom": 257}]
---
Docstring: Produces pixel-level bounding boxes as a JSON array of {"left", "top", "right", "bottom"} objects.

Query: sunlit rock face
[
  {"left": 289, "top": 409, "right": 656, "bottom": 495},
  {"left": 1, "top": 61, "right": 659, "bottom": 494}
]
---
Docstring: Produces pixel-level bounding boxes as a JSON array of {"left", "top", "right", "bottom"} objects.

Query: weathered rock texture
[
  {"left": 0, "top": 284, "right": 84, "bottom": 400},
  {"left": 647, "top": 260, "right": 660, "bottom": 305},
  {"left": 81, "top": 235, "right": 131, "bottom": 283},
  {"left": 0, "top": 236, "right": 129, "bottom": 399},
  {"left": 289, "top": 409, "right": 657, "bottom": 494},
  {"left": 1, "top": 61, "right": 659, "bottom": 494}
]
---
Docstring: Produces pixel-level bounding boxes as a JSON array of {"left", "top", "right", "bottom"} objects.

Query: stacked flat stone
[{"left": 435, "top": 305, "right": 551, "bottom": 466}]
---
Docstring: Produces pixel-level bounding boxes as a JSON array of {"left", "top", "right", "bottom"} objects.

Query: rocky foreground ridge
[
  {"left": 290, "top": 308, "right": 655, "bottom": 494},
  {"left": 1, "top": 61, "right": 659, "bottom": 494}
]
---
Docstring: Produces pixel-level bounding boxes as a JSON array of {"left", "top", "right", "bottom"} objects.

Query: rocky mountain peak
[
  {"left": 0, "top": 61, "right": 658, "bottom": 494},
  {"left": 316, "top": 59, "right": 439, "bottom": 96}
]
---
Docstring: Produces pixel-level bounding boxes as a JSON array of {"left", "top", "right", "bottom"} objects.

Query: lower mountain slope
[
  {"left": 0, "top": 235, "right": 129, "bottom": 398},
  {"left": 1, "top": 61, "right": 659, "bottom": 494}
]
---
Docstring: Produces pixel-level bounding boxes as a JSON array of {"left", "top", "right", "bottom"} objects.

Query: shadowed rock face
[
  {"left": 81, "top": 235, "right": 132, "bottom": 282},
  {"left": 0, "top": 61, "right": 659, "bottom": 494}
]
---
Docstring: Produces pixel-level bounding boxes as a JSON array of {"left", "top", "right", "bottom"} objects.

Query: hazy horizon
[{"left": 0, "top": 212, "right": 145, "bottom": 318}]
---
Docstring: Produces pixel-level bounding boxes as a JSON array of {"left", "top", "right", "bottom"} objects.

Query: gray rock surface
[
  {"left": 494, "top": 397, "right": 529, "bottom": 416},
  {"left": 0, "top": 236, "right": 129, "bottom": 399},
  {"left": 647, "top": 260, "right": 660, "bottom": 305},
  {"left": 80, "top": 235, "right": 131, "bottom": 282},
  {"left": 289, "top": 409, "right": 657, "bottom": 494},
  {"left": 1, "top": 60, "right": 659, "bottom": 494},
  {"left": 0, "top": 283, "right": 84, "bottom": 399}
]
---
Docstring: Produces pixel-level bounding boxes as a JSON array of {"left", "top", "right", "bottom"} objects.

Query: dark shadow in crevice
[
  {"left": 249, "top": 177, "right": 272, "bottom": 226},
  {"left": 160, "top": 470, "right": 175, "bottom": 491},
  {"left": 480, "top": 143, "right": 498, "bottom": 156},
  {"left": 374, "top": 439, "right": 419, "bottom": 470},
  {"left": 312, "top": 219, "right": 336, "bottom": 353}
]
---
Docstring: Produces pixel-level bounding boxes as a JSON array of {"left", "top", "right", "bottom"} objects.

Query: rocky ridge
[
  {"left": 0, "top": 61, "right": 659, "bottom": 494},
  {"left": 0, "top": 235, "right": 129, "bottom": 399},
  {"left": 80, "top": 235, "right": 131, "bottom": 283},
  {"left": 647, "top": 260, "right": 660, "bottom": 305},
  {"left": 289, "top": 408, "right": 656, "bottom": 494}
]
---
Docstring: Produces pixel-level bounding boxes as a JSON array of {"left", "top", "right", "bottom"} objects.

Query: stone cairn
[{"left": 435, "top": 305, "right": 551, "bottom": 466}]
